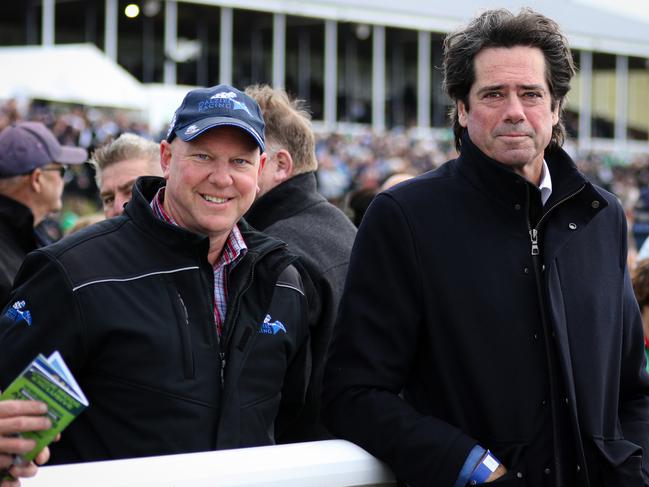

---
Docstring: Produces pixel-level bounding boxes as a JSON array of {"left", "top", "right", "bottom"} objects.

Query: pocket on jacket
[
  {"left": 475, "top": 470, "right": 527, "bottom": 486},
  {"left": 166, "top": 284, "right": 195, "bottom": 379},
  {"left": 239, "top": 392, "right": 281, "bottom": 446},
  {"left": 481, "top": 440, "right": 528, "bottom": 474},
  {"left": 591, "top": 437, "right": 644, "bottom": 487}
]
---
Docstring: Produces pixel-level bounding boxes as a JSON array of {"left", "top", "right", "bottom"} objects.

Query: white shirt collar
[{"left": 539, "top": 159, "right": 552, "bottom": 206}]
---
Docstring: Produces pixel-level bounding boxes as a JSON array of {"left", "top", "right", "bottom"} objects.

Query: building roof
[
  {"left": 200, "top": 0, "right": 649, "bottom": 56},
  {"left": 0, "top": 44, "right": 146, "bottom": 109}
]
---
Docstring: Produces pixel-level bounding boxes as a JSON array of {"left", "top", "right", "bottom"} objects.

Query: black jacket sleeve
[
  {"left": 322, "top": 193, "right": 476, "bottom": 487},
  {"left": 0, "top": 250, "right": 86, "bottom": 389}
]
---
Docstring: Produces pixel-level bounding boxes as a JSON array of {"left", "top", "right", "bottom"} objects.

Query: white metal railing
[{"left": 22, "top": 440, "right": 396, "bottom": 487}]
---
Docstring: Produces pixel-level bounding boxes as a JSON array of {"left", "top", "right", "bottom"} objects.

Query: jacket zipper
[
  {"left": 219, "top": 265, "right": 254, "bottom": 389},
  {"left": 527, "top": 184, "right": 585, "bottom": 256},
  {"left": 217, "top": 244, "right": 288, "bottom": 389},
  {"left": 526, "top": 183, "right": 585, "bottom": 487}
]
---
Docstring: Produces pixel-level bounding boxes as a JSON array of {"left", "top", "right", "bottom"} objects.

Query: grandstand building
[{"left": 2, "top": 0, "right": 649, "bottom": 152}]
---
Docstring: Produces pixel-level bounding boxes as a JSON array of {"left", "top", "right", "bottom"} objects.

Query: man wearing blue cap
[{"left": 0, "top": 85, "right": 311, "bottom": 464}]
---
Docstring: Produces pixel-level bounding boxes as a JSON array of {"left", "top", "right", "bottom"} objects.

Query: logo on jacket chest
[
  {"left": 3, "top": 300, "right": 32, "bottom": 326},
  {"left": 259, "top": 314, "right": 286, "bottom": 335}
]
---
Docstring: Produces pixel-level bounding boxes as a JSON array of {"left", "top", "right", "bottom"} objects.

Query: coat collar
[
  {"left": 245, "top": 172, "right": 326, "bottom": 231},
  {"left": 455, "top": 130, "right": 604, "bottom": 213},
  {"left": 126, "top": 176, "right": 285, "bottom": 259},
  {"left": 0, "top": 194, "right": 37, "bottom": 253}
]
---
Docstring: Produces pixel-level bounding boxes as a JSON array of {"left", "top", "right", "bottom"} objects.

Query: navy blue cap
[
  {"left": 166, "top": 84, "right": 265, "bottom": 151},
  {"left": 0, "top": 121, "right": 87, "bottom": 178}
]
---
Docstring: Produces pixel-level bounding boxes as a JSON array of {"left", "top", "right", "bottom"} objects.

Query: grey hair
[{"left": 89, "top": 133, "right": 160, "bottom": 187}]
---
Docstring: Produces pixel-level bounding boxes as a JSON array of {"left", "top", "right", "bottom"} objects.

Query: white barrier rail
[{"left": 22, "top": 440, "right": 396, "bottom": 487}]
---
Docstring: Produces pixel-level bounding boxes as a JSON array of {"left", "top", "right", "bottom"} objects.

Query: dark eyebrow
[
  {"left": 117, "top": 179, "right": 137, "bottom": 192},
  {"left": 476, "top": 84, "right": 546, "bottom": 96},
  {"left": 475, "top": 85, "right": 504, "bottom": 96}
]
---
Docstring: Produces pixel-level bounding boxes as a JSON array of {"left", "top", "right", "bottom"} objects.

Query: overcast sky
[{"left": 575, "top": 0, "right": 649, "bottom": 22}]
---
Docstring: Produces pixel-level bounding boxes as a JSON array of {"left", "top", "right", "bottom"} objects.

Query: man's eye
[
  {"left": 233, "top": 158, "right": 249, "bottom": 165},
  {"left": 102, "top": 197, "right": 114, "bottom": 206},
  {"left": 195, "top": 154, "right": 210, "bottom": 161},
  {"left": 484, "top": 92, "right": 502, "bottom": 98}
]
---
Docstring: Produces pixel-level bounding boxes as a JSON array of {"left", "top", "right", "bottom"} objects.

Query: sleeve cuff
[{"left": 453, "top": 445, "right": 486, "bottom": 487}]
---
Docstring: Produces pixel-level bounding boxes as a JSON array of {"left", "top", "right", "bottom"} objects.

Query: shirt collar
[
  {"left": 150, "top": 186, "right": 248, "bottom": 267},
  {"left": 539, "top": 159, "right": 553, "bottom": 206}
]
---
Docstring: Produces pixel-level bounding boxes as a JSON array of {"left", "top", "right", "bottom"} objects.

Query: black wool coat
[{"left": 323, "top": 135, "right": 649, "bottom": 487}]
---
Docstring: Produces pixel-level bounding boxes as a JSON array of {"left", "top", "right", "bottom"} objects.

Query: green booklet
[{"left": 0, "top": 351, "right": 88, "bottom": 465}]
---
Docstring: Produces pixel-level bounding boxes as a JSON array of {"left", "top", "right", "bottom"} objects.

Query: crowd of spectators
[{"left": 3, "top": 97, "right": 649, "bottom": 258}]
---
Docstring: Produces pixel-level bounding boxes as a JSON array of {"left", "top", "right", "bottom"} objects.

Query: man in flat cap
[
  {"left": 0, "top": 85, "right": 310, "bottom": 465},
  {"left": 0, "top": 121, "right": 87, "bottom": 305}
]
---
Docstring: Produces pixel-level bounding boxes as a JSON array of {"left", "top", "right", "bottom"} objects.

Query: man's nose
[
  {"left": 114, "top": 194, "right": 130, "bottom": 216},
  {"left": 503, "top": 94, "right": 526, "bottom": 124},
  {"left": 208, "top": 162, "right": 233, "bottom": 186}
]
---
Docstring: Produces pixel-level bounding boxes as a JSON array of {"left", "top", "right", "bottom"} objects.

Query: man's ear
[
  {"left": 29, "top": 168, "right": 43, "bottom": 193},
  {"left": 274, "top": 149, "right": 294, "bottom": 183},
  {"left": 160, "top": 140, "right": 172, "bottom": 178},
  {"left": 258, "top": 151, "right": 267, "bottom": 176},
  {"left": 551, "top": 102, "right": 560, "bottom": 126},
  {"left": 457, "top": 101, "right": 468, "bottom": 128}
]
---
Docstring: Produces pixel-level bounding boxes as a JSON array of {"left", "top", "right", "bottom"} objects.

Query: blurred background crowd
[{"left": 4, "top": 97, "right": 649, "bottom": 267}]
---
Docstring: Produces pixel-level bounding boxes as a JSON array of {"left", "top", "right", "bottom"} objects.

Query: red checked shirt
[{"left": 150, "top": 187, "right": 247, "bottom": 338}]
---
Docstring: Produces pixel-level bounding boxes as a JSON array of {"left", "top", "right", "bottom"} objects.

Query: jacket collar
[
  {"left": 456, "top": 130, "right": 597, "bottom": 211},
  {"left": 245, "top": 172, "right": 325, "bottom": 231},
  {"left": 126, "top": 176, "right": 286, "bottom": 259},
  {"left": 0, "top": 194, "right": 38, "bottom": 253}
]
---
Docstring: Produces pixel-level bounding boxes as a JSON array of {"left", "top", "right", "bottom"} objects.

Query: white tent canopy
[{"left": 0, "top": 44, "right": 146, "bottom": 110}]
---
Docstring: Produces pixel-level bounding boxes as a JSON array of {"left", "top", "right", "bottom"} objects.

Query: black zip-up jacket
[
  {"left": 0, "top": 194, "right": 38, "bottom": 307},
  {"left": 246, "top": 172, "right": 356, "bottom": 441},
  {"left": 0, "top": 176, "right": 311, "bottom": 464}
]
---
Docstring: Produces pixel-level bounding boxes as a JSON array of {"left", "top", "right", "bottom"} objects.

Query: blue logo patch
[
  {"left": 231, "top": 100, "right": 252, "bottom": 116},
  {"left": 4, "top": 300, "right": 32, "bottom": 326},
  {"left": 259, "top": 314, "right": 286, "bottom": 335}
]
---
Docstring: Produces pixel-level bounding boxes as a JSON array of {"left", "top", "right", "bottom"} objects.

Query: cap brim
[
  {"left": 56, "top": 146, "right": 88, "bottom": 165},
  {"left": 175, "top": 117, "right": 264, "bottom": 151}
]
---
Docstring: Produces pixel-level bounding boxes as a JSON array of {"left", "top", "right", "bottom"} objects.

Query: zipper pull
[
  {"left": 219, "top": 352, "right": 226, "bottom": 387},
  {"left": 529, "top": 228, "right": 540, "bottom": 256},
  {"left": 177, "top": 293, "right": 189, "bottom": 325}
]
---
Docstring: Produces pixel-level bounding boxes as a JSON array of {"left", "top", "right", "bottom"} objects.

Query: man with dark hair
[
  {"left": 244, "top": 85, "right": 356, "bottom": 440},
  {"left": 0, "top": 85, "right": 310, "bottom": 464},
  {"left": 323, "top": 8, "right": 649, "bottom": 487},
  {"left": 89, "top": 133, "right": 162, "bottom": 218}
]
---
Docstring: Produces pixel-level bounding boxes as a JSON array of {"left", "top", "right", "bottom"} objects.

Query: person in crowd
[
  {"left": 244, "top": 85, "right": 356, "bottom": 440},
  {"left": 0, "top": 121, "right": 87, "bottom": 305},
  {"left": 89, "top": 133, "right": 162, "bottom": 218},
  {"left": 0, "top": 400, "right": 53, "bottom": 487},
  {"left": 379, "top": 172, "right": 413, "bottom": 192},
  {"left": 345, "top": 187, "right": 376, "bottom": 227},
  {"left": 632, "top": 258, "right": 649, "bottom": 373},
  {"left": 0, "top": 84, "right": 310, "bottom": 464},
  {"left": 323, "top": 8, "right": 649, "bottom": 487},
  {"left": 64, "top": 213, "right": 105, "bottom": 236}
]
